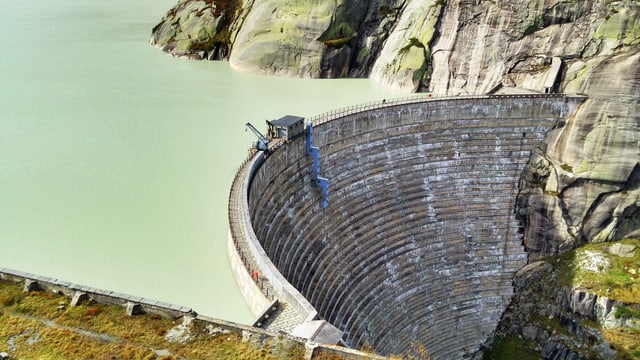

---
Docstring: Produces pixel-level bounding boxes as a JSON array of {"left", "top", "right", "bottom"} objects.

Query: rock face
[
  {"left": 151, "top": 1, "right": 639, "bottom": 92},
  {"left": 497, "top": 239, "right": 640, "bottom": 359},
  {"left": 228, "top": 0, "right": 337, "bottom": 77},
  {"left": 369, "top": 0, "right": 443, "bottom": 91},
  {"left": 516, "top": 48, "right": 640, "bottom": 260},
  {"left": 150, "top": 0, "right": 242, "bottom": 60},
  {"left": 151, "top": 0, "right": 410, "bottom": 78}
]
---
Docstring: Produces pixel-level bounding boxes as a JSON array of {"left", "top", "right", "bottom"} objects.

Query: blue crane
[{"left": 245, "top": 122, "right": 269, "bottom": 151}]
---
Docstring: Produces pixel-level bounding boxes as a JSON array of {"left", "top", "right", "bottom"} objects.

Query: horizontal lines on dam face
[{"left": 247, "top": 96, "right": 582, "bottom": 358}]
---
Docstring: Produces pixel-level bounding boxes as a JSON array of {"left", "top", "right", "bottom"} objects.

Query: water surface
[{"left": 0, "top": 0, "right": 405, "bottom": 323}]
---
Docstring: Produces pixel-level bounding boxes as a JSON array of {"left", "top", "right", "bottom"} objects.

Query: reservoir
[{"left": 0, "top": 0, "right": 405, "bottom": 323}]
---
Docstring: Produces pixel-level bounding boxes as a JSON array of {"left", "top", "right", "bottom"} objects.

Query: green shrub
[
  {"left": 615, "top": 305, "right": 640, "bottom": 319},
  {"left": 560, "top": 163, "right": 573, "bottom": 172}
]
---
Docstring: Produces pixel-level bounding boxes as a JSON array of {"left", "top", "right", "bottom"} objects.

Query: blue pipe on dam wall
[{"left": 236, "top": 94, "right": 585, "bottom": 359}]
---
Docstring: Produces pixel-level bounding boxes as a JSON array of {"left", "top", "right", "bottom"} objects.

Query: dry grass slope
[{"left": 0, "top": 280, "right": 313, "bottom": 359}]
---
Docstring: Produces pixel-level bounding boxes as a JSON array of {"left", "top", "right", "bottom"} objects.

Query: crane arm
[{"left": 245, "top": 122, "right": 267, "bottom": 142}]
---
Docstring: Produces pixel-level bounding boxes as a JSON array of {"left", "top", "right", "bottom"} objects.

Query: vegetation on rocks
[
  {"left": 482, "top": 335, "right": 540, "bottom": 360},
  {"left": 150, "top": 0, "right": 244, "bottom": 60},
  {"left": 557, "top": 239, "right": 640, "bottom": 357},
  {"left": 322, "top": 36, "right": 356, "bottom": 48},
  {"left": 491, "top": 239, "right": 640, "bottom": 359},
  {"left": 561, "top": 239, "right": 640, "bottom": 303}
]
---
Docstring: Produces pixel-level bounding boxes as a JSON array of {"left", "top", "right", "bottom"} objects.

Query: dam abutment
[{"left": 229, "top": 94, "right": 585, "bottom": 358}]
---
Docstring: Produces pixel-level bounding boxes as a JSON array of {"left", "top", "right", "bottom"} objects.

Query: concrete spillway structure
[{"left": 230, "top": 95, "right": 584, "bottom": 359}]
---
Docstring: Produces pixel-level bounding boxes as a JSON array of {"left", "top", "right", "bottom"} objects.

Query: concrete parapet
[
  {"left": 0, "top": 267, "right": 194, "bottom": 319},
  {"left": 251, "top": 299, "right": 279, "bottom": 328},
  {"left": 1, "top": 268, "right": 381, "bottom": 359},
  {"left": 237, "top": 94, "right": 585, "bottom": 358},
  {"left": 226, "top": 227, "right": 273, "bottom": 317},
  {"left": 242, "top": 154, "right": 318, "bottom": 324}
]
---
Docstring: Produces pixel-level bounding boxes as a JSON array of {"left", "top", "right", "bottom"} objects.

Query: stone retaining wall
[
  {"left": 245, "top": 95, "right": 585, "bottom": 358},
  {"left": 0, "top": 267, "right": 382, "bottom": 360},
  {"left": 0, "top": 267, "right": 194, "bottom": 319}
]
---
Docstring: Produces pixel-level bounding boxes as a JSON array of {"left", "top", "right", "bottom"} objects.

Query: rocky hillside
[
  {"left": 150, "top": 0, "right": 639, "bottom": 358},
  {"left": 492, "top": 240, "right": 640, "bottom": 359},
  {"left": 150, "top": 0, "right": 638, "bottom": 92}
]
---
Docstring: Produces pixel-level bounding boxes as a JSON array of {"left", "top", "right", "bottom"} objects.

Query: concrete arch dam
[{"left": 234, "top": 95, "right": 585, "bottom": 359}]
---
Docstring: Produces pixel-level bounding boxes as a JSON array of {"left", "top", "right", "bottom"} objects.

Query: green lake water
[{"left": 0, "top": 0, "right": 405, "bottom": 323}]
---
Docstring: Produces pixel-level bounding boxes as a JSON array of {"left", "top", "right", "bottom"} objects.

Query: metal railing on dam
[{"left": 227, "top": 94, "right": 586, "bottom": 358}]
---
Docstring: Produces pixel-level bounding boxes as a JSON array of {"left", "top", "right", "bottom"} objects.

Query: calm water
[{"left": 0, "top": 0, "right": 404, "bottom": 322}]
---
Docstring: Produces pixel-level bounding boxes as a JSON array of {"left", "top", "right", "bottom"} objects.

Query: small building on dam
[{"left": 227, "top": 94, "right": 585, "bottom": 359}]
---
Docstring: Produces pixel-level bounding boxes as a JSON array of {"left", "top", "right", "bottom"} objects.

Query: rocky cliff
[
  {"left": 151, "top": 0, "right": 639, "bottom": 358},
  {"left": 492, "top": 240, "right": 640, "bottom": 359},
  {"left": 150, "top": 1, "right": 638, "bottom": 92}
]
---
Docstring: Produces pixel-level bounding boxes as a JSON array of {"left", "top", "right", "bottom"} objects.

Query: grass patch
[
  {"left": 534, "top": 240, "right": 640, "bottom": 358},
  {"left": 551, "top": 250, "right": 578, "bottom": 286},
  {"left": 569, "top": 239, "right": 640, "bottom": 303},
  {"left": 482, "top": 335, "right": 540, "bottom": 360},
  {"left": 56, "top": 302, "right": 176, "bottom": 349},
  {"left": 616, "top": 305, "right": 640, "bottom": 319},
  {"left": 0, "top": 313, "right": 156, "bottom": 359},
  {"left": 602, "top": 327, "right": 640, "bottom": 359},
  {"left": 322, "top": 36, "right": 355, "bottom": 48},
  {"left": 560, "top": 163, "right": 574, "bottom": 172},
  {"left": 0, "top": 280, "right": 326, "bottom": 359}
]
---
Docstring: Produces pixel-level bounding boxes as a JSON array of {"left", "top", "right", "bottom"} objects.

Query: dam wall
[
  {"left": 228, "top": 152, "right": 317, "bottom": 331},
  {"left": 244, "top": 95, "right": 585, "bottom": 358}
]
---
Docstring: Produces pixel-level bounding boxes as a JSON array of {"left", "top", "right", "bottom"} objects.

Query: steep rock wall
[
  {"left": 517, "top": 49, "right": 640, "bottom": 260},
  {"left": 150, "top": 1, "right": 638, "bottom": 94},
  {"left": 228, "top": 0, "right": 335, "bottom": 77},
  {"left": 369, "top": 0, "right": 443, "bottom": 91}
]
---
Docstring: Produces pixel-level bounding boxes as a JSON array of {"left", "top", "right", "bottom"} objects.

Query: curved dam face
[{"left": 246, "top": 95, "right": 583, "bottom": 358}]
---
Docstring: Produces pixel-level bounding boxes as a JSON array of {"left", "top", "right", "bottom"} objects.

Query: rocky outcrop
[
  {"left": 495, "top": 254, "right": 636, "bottom": 359},
  {"left": 150, "top": 0, "right": 235, "bottom": 60},
  {"left": 150, "top": 0, "right": 408, "bottom": 77},
  {"left": 516, "top": 47, "right": 640, "bottom": 260},
  {"left": 228, "top": 0, "right": 337, "bottom": 77},
  {"left": 151, "top": 1, "right": 639, "bottom": 93}
]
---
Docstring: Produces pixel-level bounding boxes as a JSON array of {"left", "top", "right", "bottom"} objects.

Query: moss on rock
[{"left": 492, "top": 238, "right": 640, "bottom": 359}]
